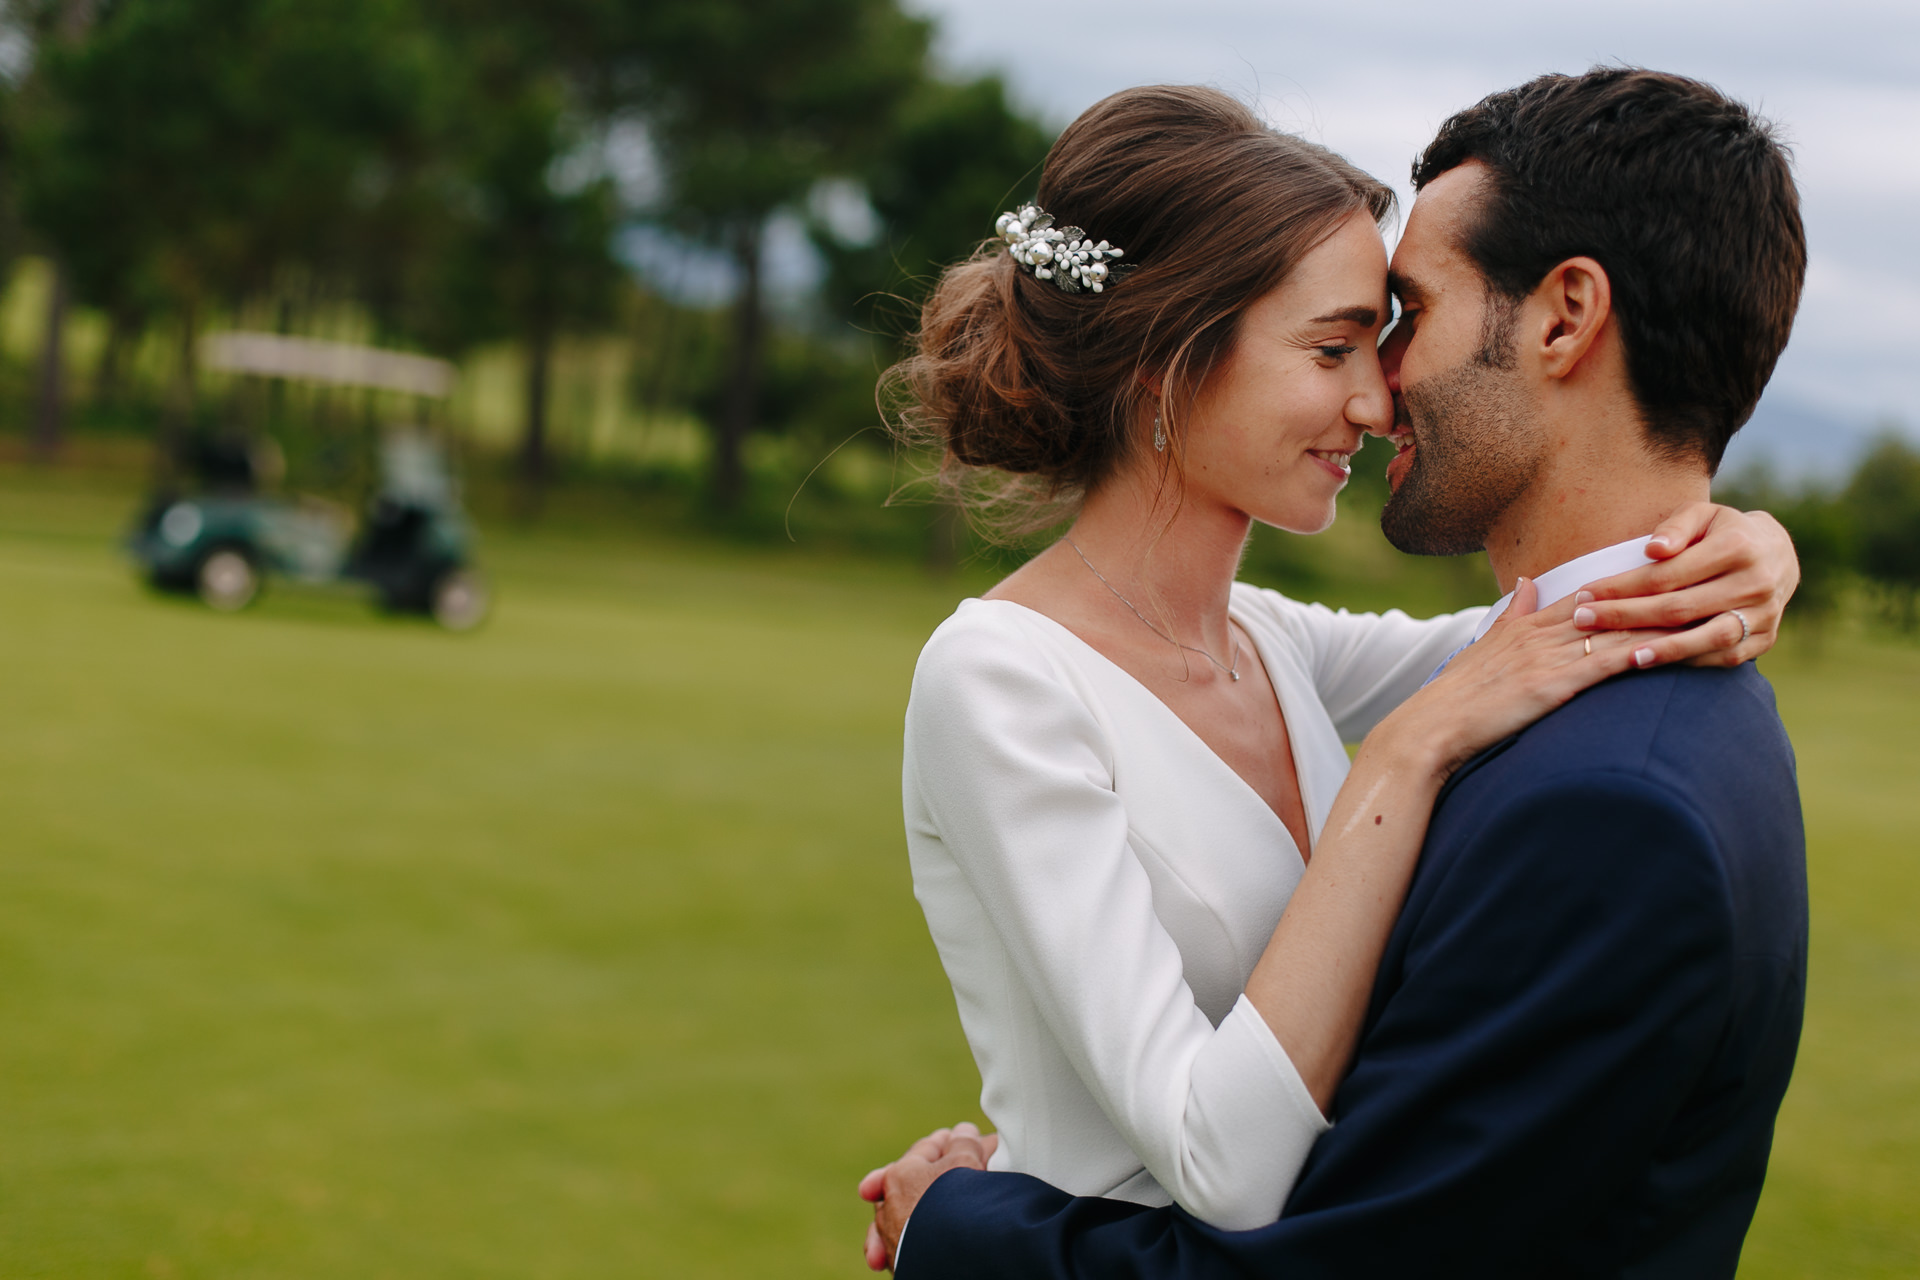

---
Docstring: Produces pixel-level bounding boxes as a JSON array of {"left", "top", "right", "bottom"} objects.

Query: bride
[{"left": 860, "top": 84, "right": 1798, "bottom": 1265}]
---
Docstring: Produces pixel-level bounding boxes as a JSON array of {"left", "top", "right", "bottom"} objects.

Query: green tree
[
  {"left": 1847, "top": 432, "right": 1920, "bottom": 631},
  {"left": 1718, "top": 462, "right": 1853, "bottom": 637},
  {"left": 5, "top": 0, "right": 91, "bottom": 457},
  {"left": 816, "top": 72, "right": 1053, "bottom": 349},
  {"left": 14, "top": 0, "right": 625, "bottom": 491},
  {"left": 639, "top": 0, "right": 931, "bottom": 509},
  {"left": 1775, "top": 490, "right": 1852, "bottom": 634},
  {"left": 414, "top": 24, "right": 619, "bottom": 488},
  {"left": 414, "top": 0, "right": 627, "bottom": 490},
  {"left": 14, "top": 0, "right": 442, "bottom": 438}
]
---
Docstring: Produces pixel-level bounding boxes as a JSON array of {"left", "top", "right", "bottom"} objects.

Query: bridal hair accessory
[{"left": 995, "top": 203, "right": 1133, "bottom": 295}]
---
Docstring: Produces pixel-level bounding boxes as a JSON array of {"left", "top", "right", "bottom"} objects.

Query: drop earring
[{"left": 1152, "top": 411, "right": 1166, "bottom": 453}]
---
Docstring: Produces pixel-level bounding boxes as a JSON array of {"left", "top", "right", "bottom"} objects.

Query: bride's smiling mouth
[{"left": 1308, "top": 448, "right": 1354, "bottom": 479}]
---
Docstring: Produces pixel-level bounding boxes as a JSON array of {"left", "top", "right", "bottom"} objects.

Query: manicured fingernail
[
  {"left": 1634, "top": 647, "right": 1657, "bottom": 667},
  {"left": 1648, "top": 535, "right": 1671, "bottom": 550},
  {"left": 1575, "top": 590, "right": 1594, "bottom": 605},
  {"left": 1573, "top": 607, "right": 1595, "bottom": 628}
]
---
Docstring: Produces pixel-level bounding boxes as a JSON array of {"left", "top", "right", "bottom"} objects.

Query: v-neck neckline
[{"left": 967, "top": 595, "right": 1317, "bottom": 862}]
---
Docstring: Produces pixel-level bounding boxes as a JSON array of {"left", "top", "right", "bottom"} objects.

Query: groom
[{"left": 868, "top": 68, "right": 1809, "bottom": 1278}]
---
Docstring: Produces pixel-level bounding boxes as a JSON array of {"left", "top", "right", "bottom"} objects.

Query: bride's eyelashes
[{"left": 1315, "top": 344, "right": 1360, "bottom": 363}]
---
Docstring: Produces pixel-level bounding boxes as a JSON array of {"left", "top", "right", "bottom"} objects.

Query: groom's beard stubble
[{"left": 1379, "top": 354, "right": 1541, "bottom": 557}]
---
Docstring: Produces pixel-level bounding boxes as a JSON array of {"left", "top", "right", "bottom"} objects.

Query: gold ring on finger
[{"left": 1583, "top": 635, "right": 1592, "bottom": 657}]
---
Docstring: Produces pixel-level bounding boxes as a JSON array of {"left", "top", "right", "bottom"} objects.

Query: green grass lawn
[{"left": 0, "top": 465, "right": 1914, "bottom": 1277}]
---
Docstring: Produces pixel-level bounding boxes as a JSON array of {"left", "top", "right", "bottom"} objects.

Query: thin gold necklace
[{"left": 1066, "top": 538, "right": 1241, "bottom": 682}]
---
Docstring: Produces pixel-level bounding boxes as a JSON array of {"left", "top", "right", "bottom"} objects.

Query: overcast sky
[{"left": 910, "top": 0, "right": 1920, "bottom": 434}]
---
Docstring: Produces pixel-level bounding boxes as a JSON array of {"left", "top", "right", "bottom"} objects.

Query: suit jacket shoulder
[
  {"left": 1272, "top": 663, "right": 1808, "bottom": 1276},
  {"left": 1418, "top": 663, "right": 1804, "bottom": 966}
]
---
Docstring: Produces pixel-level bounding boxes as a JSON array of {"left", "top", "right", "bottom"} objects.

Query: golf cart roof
[{"left": 202, "top": 332, "right": 455, "bottom": 399}]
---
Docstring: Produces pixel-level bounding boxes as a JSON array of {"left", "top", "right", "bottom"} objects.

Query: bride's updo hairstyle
[{"left": 891, "top": 84, "right": 1395, "bottom": 536}]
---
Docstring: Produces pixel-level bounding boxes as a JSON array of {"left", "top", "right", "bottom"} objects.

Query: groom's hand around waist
[{"left": 861, "top": 1122, "right": 997, "bottom": 1270}]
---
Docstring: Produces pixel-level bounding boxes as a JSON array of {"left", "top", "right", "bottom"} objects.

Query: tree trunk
[
  {"left": 157, "top": 303, "right": 199, "bottom": 487},
  {"left": 715, "top": 220, "right": 764, "bottom": 511},
  {"left": 39, "top": 0, "right": 98, "bottom": 457},
  {"left": 639, "top": 299, "right": 683, "bottom": 419},
  {"left": 33, "top": 262, "right": 71, "bottom": 458},
  {"left": 94, "top": 305, "right": 139, "bottom": 407},
  {"left": 519, "top": 308, "right": 556, "bottom": 505}
]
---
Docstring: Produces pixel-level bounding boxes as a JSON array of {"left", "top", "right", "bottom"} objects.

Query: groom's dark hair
[{"left": 1413, "top": 67, "right": 1805, "bottom": 471}]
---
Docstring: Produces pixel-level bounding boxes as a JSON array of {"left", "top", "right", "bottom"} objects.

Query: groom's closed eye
[
  {"left": 1381, "top": 297, "right": 1406, "bottom": 345},
  {"left": 1386, "top": 270, "right": 1432, "bottom": 321}
]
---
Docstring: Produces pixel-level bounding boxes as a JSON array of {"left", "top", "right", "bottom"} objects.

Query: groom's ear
[{"left": 1529, "top": 256, "right": 1615, "bottom": 383}]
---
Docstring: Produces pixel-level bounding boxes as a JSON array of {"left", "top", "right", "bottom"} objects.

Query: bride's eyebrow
[{"left": 1307, "top": 305, "right": 1379, "bottom": 326}]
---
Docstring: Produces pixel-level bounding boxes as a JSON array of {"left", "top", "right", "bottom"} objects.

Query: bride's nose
[{"left": 1347, "top": 349, "right": 1393, "bottom": 436}]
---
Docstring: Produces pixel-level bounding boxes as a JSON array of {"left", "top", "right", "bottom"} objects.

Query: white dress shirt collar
[{"left": 1471, "top": 535, "right": 1657, "bottom": 642}]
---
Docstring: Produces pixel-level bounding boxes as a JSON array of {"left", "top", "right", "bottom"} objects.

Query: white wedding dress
[{"left": 902, "top": 585, "right": 1484, "bottom": 1229}]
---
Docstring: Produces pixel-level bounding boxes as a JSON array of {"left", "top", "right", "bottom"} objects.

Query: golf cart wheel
[
  {"left": 146, "top": 565, "right": 197, "bottom": 595},
  {"left": 197, "top": 547, "right": 261, "bottom": 612},
  {"left": 430, "top": 568, "right": 490, "bottom": 631}
]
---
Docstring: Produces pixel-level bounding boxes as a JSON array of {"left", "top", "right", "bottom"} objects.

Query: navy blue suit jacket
[{"left": 901, "top": 663, "right": 1808, "bottom": 1280}]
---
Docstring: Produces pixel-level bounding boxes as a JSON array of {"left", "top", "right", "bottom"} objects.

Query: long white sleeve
[
  {"left": 905, "top": 614, "right": 1329, "bottom": 1230},
  {"left": 1232, "top": 586, "right": 1487, "bottom": 743}
]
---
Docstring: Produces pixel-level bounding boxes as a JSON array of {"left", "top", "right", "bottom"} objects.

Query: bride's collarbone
[
  {"left": 982, "top": 579, "right": 1301, "bottom": 830},
  {"left": 1025, "top": 601, "right": 1272, "bottom": 735},
  {"left": 1098, "top": 632, "right": 1306, "bottom": 838}
]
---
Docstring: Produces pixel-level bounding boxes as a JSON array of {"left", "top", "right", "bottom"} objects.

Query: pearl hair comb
[{"left": 994, "top": 203, "right": 1133, "bottom": 295}]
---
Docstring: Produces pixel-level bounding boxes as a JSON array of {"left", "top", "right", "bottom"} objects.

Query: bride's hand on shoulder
[
  {"left": 1380, "top": 580, "right": 1666, "bottom": 782},
  {"left": 1571, "top": 501, "right": 1797, "bottom": 668}
]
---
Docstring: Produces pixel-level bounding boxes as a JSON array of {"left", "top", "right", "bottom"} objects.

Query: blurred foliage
[
  {"left": 642, "top": 0, "right": 930, "bottom": 230},
  {"left": 4, "top": 0, "right": 1911, "bottom": 634},
  {"left": 0, "top": 0, "right": 1055, "bottom": 522},
  {"left": 16, "top": 0, "right": 443, "bottom": 341},
  {"left": 638, "top": 0, "right": 930, "bottom": 508},
  {"left": 1848, "top": 434, "right": 1920, "bottom": 630},
  {"left": 814, "top": 72, "right": 1054, "bottom": 348},
  {"left": 412, "top": 5, "right": 623, "bottom": 487},
  {"left": 1716, "top": 429, "right": 1920, "bottom": 636}
]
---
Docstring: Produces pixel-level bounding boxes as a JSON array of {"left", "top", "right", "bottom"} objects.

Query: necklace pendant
[{"left": 1230, "top": 670, "right": 1241, "bottom": 682}]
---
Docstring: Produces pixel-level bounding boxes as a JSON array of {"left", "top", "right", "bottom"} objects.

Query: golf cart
[{"left": 128, "top": 333, "right": 490, "bottom": 631}]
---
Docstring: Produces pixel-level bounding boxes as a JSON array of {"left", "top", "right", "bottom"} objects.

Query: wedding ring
[
  {"left": 1583, "top": 636, "right": 1592, "bottom": 656},
  {"left": 1727, "top": 609, "right": 1751, "bottom": 643}
]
